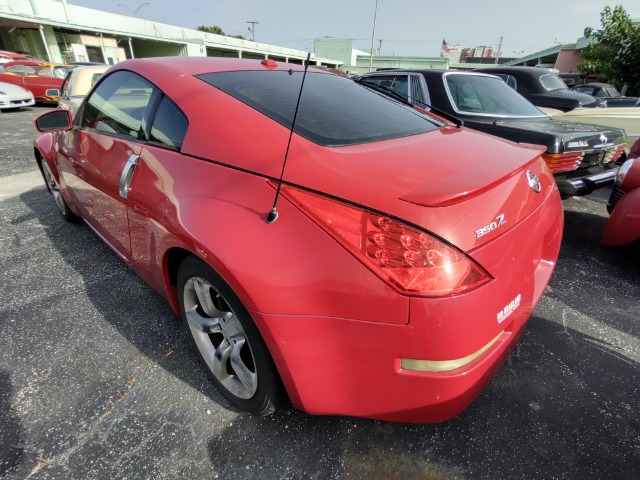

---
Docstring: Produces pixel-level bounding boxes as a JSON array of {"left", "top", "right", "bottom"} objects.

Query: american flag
[{"left": 441, "top": 39, "right": 451, "bottom": 54}]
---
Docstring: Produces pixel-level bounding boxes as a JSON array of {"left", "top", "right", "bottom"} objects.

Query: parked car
[
  {"left": 540, "top": 106, "right": 640, "bottom": 146},
  {"left": 571, "top": 83, "right": 640, "bottom": 107},
  {"left": 0, "top": 60, "right": 71, "bottom": 103},
  {"left": 357, "top": 70, "right": 627, "bottom": 198},
  {"left": 0, "top": 50, "right": 29, "bottom": 65},
  {"left": 475, "top": 66, "right": 606, "bottom": 111},
  {"left": 33, "top": 57, "right": 563, "bottom": 423},
  {"left": 0, "top": 81, "right": 35, "bottom": 110},
  {"left": 58, "top": 64, "right": 109, "bottom": 116},
  {"left": 602, "top": 138, "right": 640, "bottom": 246}
]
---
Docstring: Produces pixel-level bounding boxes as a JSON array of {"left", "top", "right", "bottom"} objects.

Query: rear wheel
[
  {"left": 177, "top": 256, "right": 285, "bottom": 415},
  {"left": 40, "top": 160, "right": 77, "bottom": 221}
]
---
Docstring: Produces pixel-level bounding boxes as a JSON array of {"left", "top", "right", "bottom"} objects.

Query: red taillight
[
  {"left": 542, "top": 152, "right": 585, "bottom": 173},
  {"left": 604, "top": 143, "right": 627, "bottom": 164},
  {"left": 629, "top": 139, "right": 640, "bottom": 159},
  {"left": 280, "top": 186, "right": 491, "bottom": 297}
]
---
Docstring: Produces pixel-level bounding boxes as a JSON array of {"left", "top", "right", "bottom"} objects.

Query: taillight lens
[
  {"left": 280, "top": 186, "right": 491, "bottom": 297},
  {"left": 542, "top": 152, "right": 584, "bottom": 173},
  {"left": 604, "top": 143, "right": 627, "bottom": 164}
]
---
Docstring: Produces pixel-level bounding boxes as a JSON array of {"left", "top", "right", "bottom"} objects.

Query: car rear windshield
[
  {"left": 197, "top": 70, "right": 442, "bottom": 146},
  {"left": 539, "top": 74, "right": 568, "bottom": 91},
  {"left": 445, "top": 73, "right": 544, "bottom": 117}
]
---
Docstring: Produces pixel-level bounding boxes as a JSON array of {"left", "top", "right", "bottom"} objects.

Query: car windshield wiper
[{"left": 356, "top": 77, "right": 463, "bottom": 127}]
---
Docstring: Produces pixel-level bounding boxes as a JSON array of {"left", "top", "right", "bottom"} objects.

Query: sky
[{"left": 67, "top": 0, "right": 640, "bottom": 58}]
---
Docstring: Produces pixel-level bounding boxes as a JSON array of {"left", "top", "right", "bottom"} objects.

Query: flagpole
[{"left": 369, "top": 0, "right": 379, "bottom": 72}]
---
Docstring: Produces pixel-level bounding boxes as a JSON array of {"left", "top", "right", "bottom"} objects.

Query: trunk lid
[{"left": 286, "top": 126, "right": 556, "bottom": 251}]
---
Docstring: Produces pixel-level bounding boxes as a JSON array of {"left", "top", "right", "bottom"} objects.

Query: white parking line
[{"left": 0, "top": 170, "right": 44, "bottom": 201}]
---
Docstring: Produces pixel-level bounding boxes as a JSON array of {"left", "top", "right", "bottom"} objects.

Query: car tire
[
  {"left": 177, "top": 256, "right": 285, "bottom": 415},
  {"left": 40, "top": 159, "right": 77, "bottom": 222}
]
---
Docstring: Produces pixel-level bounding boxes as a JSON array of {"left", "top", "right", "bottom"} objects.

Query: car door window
[
  {"left": 5, "top": 65, "right": 28, "bottom": 76},
  {"left": 81, "top": 70, "right": 154, "bottom": 140},
  {"left": 409, "top": 75, "right": 429, "bottom": 106},
  {"left": 149, "top": 95, "right": 188, "bottom": 150}
]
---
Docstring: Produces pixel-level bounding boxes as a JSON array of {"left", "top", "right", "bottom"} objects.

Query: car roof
[
  {"left": 2, "top": 60, "right": 67, "bottom": 68},
  {"left": 363, "top": 69, "right": 501, "bottom": 80},
  {"left": 112, "top": 57, "right": 314, "bottom": 78},
  {"left": 474, "top": 66, "right": 557, "bottom": 77},
  {"left": 578, "top": 82, "right": 613, "bottom": 88}
]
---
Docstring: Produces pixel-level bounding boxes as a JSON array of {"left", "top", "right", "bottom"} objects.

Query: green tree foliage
[
  {"left": 579, "top": 5, "right": 640, "bottom": 89},
  {"left": 197, "top": 25, "right": 225, "bottom": 35}
]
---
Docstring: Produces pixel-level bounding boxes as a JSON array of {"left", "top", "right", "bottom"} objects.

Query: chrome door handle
[{"left": 119, "top": 154, "right": 139, "bottom": 199}]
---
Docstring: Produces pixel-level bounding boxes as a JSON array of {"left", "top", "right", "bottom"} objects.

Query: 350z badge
[{"left": 475, "top": 213, "right": 507, "bottom": 238}]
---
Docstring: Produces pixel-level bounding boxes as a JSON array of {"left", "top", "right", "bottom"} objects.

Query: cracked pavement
[{"left": 1, "top": 107, "right": 639, "bottom": 479}]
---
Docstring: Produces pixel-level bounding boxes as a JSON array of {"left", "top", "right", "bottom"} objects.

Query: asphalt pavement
[{"left": 1, "top": 107, "right": 639, "bottom": 480}]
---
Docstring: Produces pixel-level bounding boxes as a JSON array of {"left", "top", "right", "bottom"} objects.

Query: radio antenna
[{"left": 266, "top": 51, "right": 312, "bottom": 224}]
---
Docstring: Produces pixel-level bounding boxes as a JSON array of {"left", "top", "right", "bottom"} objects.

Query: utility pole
[
  {"left": 378, "top": 39, "right": 382, "bottom": 56},
  {"left": 247, "top": 21, "right": 258, "bottom": 41},
  {"left": 495, "top": 36, "right": 503, "bottom": 64}
]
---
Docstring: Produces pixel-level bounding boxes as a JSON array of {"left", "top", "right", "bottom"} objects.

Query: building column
[
  {"left": 128, "top": 38, "right": 135, "bottom": 59},
  {"left": 38, "top": 24, "right": 63, "bottom": 63}
]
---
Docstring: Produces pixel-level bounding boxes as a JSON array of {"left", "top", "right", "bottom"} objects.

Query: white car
[
  {"left": 0, "top": 81, "right": 35, "bottom": 110},
  {"left": 58, "top": 64, "right": 108, "bottom": 117},
  {"left": 540, "top": 106, "right": 640, "bottom": 145}
]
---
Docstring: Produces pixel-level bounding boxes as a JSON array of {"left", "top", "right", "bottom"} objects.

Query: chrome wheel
[
  {"left": 183, "top": 276, "right": 258, "bottom": 399},
  {"left": 41, "top": 161, "right": 69, "bottom": 217}
]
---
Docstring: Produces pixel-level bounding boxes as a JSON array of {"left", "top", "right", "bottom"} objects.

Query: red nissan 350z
[{"left": 34, "top": 57, "right": 563, "bottom": 423}]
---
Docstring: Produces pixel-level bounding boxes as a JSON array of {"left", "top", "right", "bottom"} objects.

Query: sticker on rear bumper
[{"left": 497, "top": 294, "right": 521, "bottom": 323}]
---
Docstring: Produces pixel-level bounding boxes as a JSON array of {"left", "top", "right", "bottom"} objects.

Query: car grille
[
  {"left": 10, "top": 99, "right": 30, "bottom": 105},
  {"left": 607, "top": 186, "right": 625, "bottom": 213}
]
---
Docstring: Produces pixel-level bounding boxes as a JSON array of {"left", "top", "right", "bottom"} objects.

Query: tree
[
  {"left": 579, "top": 5, "right": 640, "bottom": 90},
  {"left": 197, "top": 25, "right": 225, "bottom": 35}
]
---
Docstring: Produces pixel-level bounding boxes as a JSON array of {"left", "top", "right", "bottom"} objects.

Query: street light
[
  {"left": 117, "top": 2, "right": 149, "bottom": 15},
  {"left": 247, "top": 21, "right": 258, "bottom": 41}
]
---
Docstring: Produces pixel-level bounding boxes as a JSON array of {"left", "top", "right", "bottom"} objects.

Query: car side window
[
  {"left": 5, "top": 65, "right": 27, "bottom": 76},
  {"left": 81, "top": 70, "right": 154, "bottom": 140},
  {"left": 494, "top": 74, "right": 517, "bottom": 90},
  {"left": 60, "top": 73, "right": 72, "bottom": 99},
  {"left": 410, "top": 75, "right": 428, "bottom": 106},
  {"left": 149, "top": 95, "right": 188, "bottom": 150}
]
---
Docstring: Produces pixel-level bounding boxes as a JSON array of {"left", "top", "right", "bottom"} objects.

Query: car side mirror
[{"left": 35, "top": 109, "right": 73, "bottom": 132}]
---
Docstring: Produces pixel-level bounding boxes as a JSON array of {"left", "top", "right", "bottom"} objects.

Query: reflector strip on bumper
[{"left": 401, "top": 330, "right": 504, "bottom": 372}]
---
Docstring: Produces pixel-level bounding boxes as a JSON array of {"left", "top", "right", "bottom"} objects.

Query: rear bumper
[
  {"left": 557, "top": 168, "right": 617, "bottom": 197},
  {"left": 253, "top": 181, "right": 563, "bottom": 423}
]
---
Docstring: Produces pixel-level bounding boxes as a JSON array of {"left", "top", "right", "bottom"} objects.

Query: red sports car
[
  {"left": 0, "top": 60, "right": 70, "bottom": 102},
  {"left": 602, "top": 138, "right": 640, "bottom": 246},
  {"left": 33, "top": 57, "right": 563, "bottom": 423}
]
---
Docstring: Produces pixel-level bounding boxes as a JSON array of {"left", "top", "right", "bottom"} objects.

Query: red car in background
[
  {"left": 603, "top": 138, "right": 640, "bottom": 246},
  {"left": 0, "top": 50, "right": 29, "bottom": 64},
  {"left": 0, "top": 60, "right": 71, "bottom": 103},
  {"left": 33, "top": 57, "right": 563, "bottom": 423}
]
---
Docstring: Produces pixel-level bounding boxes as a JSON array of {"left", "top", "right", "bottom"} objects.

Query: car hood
[
  {"left": 284, "top": 126, "right": 553, "bottom": 250},
  {"left": 0, "top": 81, "right": 31, "bottom": 95}
]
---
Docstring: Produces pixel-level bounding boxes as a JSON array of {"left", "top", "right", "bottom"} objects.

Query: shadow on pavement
[
  {"left": 207, "top": 315, "right": 640, "bottom": 479},
  {"left": 18, "top": 187, "right": 233, "bottom": 412}
]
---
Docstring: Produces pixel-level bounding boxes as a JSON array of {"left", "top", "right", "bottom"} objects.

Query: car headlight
[
  {"left": 0, "top": 91, "right": 5, "bottom": 95},
  {"left": 614, "top": 159, "right": 635, "bottom": 188}
]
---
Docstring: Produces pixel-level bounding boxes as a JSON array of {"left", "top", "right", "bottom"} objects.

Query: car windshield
[
  {"left": 539, "top": 74, "right": 569, "bottom": 91},
  {"left": 444, "top": 73, "right": 544, "bottom": 117},
  {"left": 53, "top": 66, "right": 72, "bottom": 79},
  {"left": 197, "top": 70, "right": 443, "bottom": 147}
]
